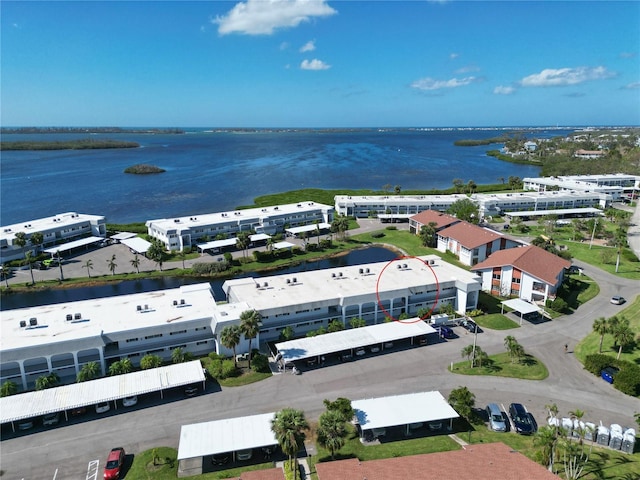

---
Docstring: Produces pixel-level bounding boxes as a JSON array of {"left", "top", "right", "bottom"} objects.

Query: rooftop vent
[
  {"left": 180, "top": 299, "right": 185, "bottom": 305},
  {"left": 20, "top": 320, "right": 26, "bottom": 328},
  {"left": 286, "top": 279, "right": 291, "bottom": 284},
  {"left": 137, "top": 305, "right": 142, "bottom": 311},
  {"left": 331, "top": 273, "right": 336, "bottom": 278},
  {"left": 29, "top": 317, "right": 38, "bottom": 326},
  {"left": 263, "top": 282, "right": 268, "bottom": 288},
  {"left": 173, "top": 300, "right": 178, "bottom": 306},
  {"left": 365, "top": 268, "right": 370, "bottom": 274},
  {"left": 255, "top": 283, "right": 260, "bottom": 288},
  {"left": 429, "top": 259, "right": 435, "bottom": 265},
  {"left": 74, "top": 313, "right": 81, "bottom": 320},
  {"left": 292, "top": 277, "right": 297, "bottom": 283},
  {"left": 174, "top": 219, "right": 180, "bottom": 223},
  {"left": 359, "top": 268, "right": 364, "bottom": 274},
  {"left": 66, "top": 314, "right": 73, "bottom": 321}
]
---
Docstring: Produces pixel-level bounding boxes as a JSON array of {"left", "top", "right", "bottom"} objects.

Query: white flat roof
[
  {"left": 178, "top": 412, "right": 277, "bottom": 460},
  {"left": 502, "top": 299, "right": 540, "bottom": 314},
  {"left": 285, "top": 223, "right": 331, "bottom": 234},
  {"left": 1, "top": 283, "right": 215, "bottom": 356},
  {"left": 276, "top": 321, "right": 435, "bottom": 363},
  {"left": 0, "top": 361, "right": 205, "bottom": 423},
  {"left": 273, "top": 241, "right": 297, "bottom": 249},
  {"left": 353, "top": 391, "right": 459, "bottom": 431},
  {"left": 44, "top": 236, "right": 104, "bottom": 254},
  {"left": 197, "top": 238, "right": 237, "bottom": 250},
  {"left": 506, "top": 207, "right": 603, "bottom": 217},
  {"left": 250, "top": 233, "right": 271, "bottom": 242},
  {"left": 111, "top": 232, "right": 137, "bottom": 241},
  {"left": 1, "top": 212, "right": 104, "bottom": 242},
  {"left": 121, "top": 236, "right": 151, "bottom": 254}
]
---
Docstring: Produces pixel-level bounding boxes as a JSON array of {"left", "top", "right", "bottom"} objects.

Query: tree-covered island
[{"left": 0, "top": 139, "right": 140, "bottom": 151}]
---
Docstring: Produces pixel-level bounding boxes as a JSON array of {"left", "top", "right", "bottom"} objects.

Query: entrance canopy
[
  {"left": 276, "top": 320, "right": 435, "bottom": 364},
  {"left": 121, "top": 237, "right": 151, "bottom": 254},
  {"left": 177, "top": 412, "right": 277, "bottom": 460},
  {"left": 285, "top": 223, "right": 331, "bottom": 236},
  {"left": 44, "top": 236, "right": 103, "bottom": 255},
  {"left": 353, "top": 391, "right": 459, "bottom": 431},
  {"left": 501, "top": 298, "right": 541, "bottom": 325}
]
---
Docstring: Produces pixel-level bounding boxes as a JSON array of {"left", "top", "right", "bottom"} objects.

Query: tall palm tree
[
  {"left": 1, "top": 263, "right": 11, "bottom": 288},
  {"left": 534, "top": 425, "right": 559, "bottom": 472},
  {"left": 56, "top": 251, "right": 64, "bottom": 281},
  {"left": 504, "top": 335, "right": 518, "bottom": 363},
  {"left": 592, "top": 317, "right": 608, "bottom": 353},
  {"left": 461, "top": 344, "right": 475, "bottom": 367},
  {"left": 271, "top": 408, "right": 308, "bottom": 476},
  {"left": 317, "top": 410, "right": 347, "bottom": 460},
  {"left": 130, "top": 254, "right": 141, "bottom": 274},
  {"left": 107, "top": 254, "right": 117, "bottom": 275},
  {"left": 448, "top": 386, "right": 476, "bottom": 422},
  {"left": 220, "top": 325, "right": 242, "bottom": 367},
  {"left": 77, "top": 361, "right": 100, "bottom": 382},
  {"left": 84, "top": 259, "right": 94, "bottom": 278},
  {"left": 25, "top": 251, "right": 36, "bottom": 285},
  {"left": 13, "top": 231, "right": 27, "bottom": 257},
  {"left": 611, "top": 318, "right": 634, "bottom": 360},
  {"left": 236, "top": 231, "right": 251, "bottom": 259},
  {"left": 240, "top": 309, "right": 261, "bottom": 369},
  {"left": 30, "top": 231, "right": 44, "bottom": 254}
]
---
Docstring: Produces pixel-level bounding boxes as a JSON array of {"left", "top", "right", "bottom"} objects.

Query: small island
[
  {"left": 0, "top": 139, "right": 140, "bottom": 151},
  {"left": 124, "top": 164, "right": 166, "bottom": 174}
]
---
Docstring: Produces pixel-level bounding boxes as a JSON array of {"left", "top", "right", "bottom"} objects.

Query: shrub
[
  {"left": 371, "top": 232, "right": 385, "bottom": 238},
  {"left": 191, "top": 261, "right": 230, "bottom": 275},
  {"left": 319, "top": 239, "right": 332, "bottom": 249},
  {"left": 467, "top": 309, "right": 484, "bottom": 317},
  {"left": 251, "top": 353, "right": 270, "bottom": 373},
  {"left": 385, "top": 225, "right": 397, "bottom": 231},
  {"left": 221, "top": 359, "right": 239, "bottom": 379},
  {"left": 584, "top": 354, "right": 616, "bottom": 375},
  {"left": 547, "top": 297, "right": 568, "bottom": 313},
  {"left": 614, "top": 364, "right": 640, "bottom": 397}
]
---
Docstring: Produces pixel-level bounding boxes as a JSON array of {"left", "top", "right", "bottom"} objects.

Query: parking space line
[
  {"left": 86, "top": 460, "right": 99, "bottom": 480},
  {"left": 52, "top": 469, "right": 58, "bottom": 480}
]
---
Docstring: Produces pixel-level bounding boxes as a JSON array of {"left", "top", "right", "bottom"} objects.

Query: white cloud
[
  {"left": 449, "top": 52, "right": 459, "bottom": 59},
  {"left": 493, "top": 85, "right": 515, "bottom": 95},
  {"left": 300, "top": 40, "right": 316, "bottom": 52},
  {"left": 622, "top": 81, "right": 640, "bottom": 90},
  {"left": 214, "top": 0, "right": 337, "bottom": 36},
  {"left": 455, "top": 65, "right": 480, "bottom": 74},
  {"left": 519, "top": 66, "right": 614, "bottom": 87},
  {"left": 300, "top": 58, "right": 331, "bottom": 70},
  {"left": 410, "top": 76, "right": 478, "bottom": 91}
]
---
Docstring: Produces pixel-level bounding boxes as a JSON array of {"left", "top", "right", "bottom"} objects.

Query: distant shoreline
[{"left": 0, "top": 139, "right": 140, "bottom": 151}]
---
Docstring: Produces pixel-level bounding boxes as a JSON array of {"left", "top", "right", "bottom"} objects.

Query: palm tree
[
  {"left": 611, "top": 317, "right": 634, "bottom": 359},
  {"left": 77, "top": 361, "right": 100, "bottom": 382},
  {"left": 140, "top": 354, "right": 163, "bottom": 370},
  {"left": 84, "top": 259, "right": 94, "bottom": 278},
  {"left": 317, "top": 410, "right": 347, "bottom": 460},
  {"left": 109, "top": 358, "right": 133, "bottom": 376},
  {"left": 236, "top": 231, "right": 251, "bottom": 259},
  {"left": 13, "top": 231, "right": 27, "bottom": 257},
  {"left": 25, "top": 251, "right": 36, "bottom": 285},
  {"left": 461, "top": 344, "right": 475, "bottom": 367},
  {"left": 266, "top": 237, "right": 275, "bottom": 254},
  {"left": 1, "top": 263, "right": 11, "bottom": 288},
  {"left": 35, "top": 372, "right": 60, "bottom": 390},
  {"left": 467, "top": 179, "right": 477, "bottom": 194},
  {"left": 448, "top": 386, "right": 476, "bottom": 422},
  {"left": 240, "top": 309, "right": 261, "bottom": 369},
  {"left": 271, "top": 408, "right": 308, "bottom": 477},
  {"left": 220, "top": 325, "right": 242, "bottom": 367},
  {"left": 534, "top": 425, "right": 560, "bottom": 472},
  {"left": 0, "top": 380, "right": 18, "bottom": 397},
  {"left": 178, "top": 250, "right": 187, "bottom": 269},
  {"left": 130, "top": 254, "right": 141, "bottom": 274},
  {"left": 55, "top": 251, "right": 64, "bottom": 281},
  {"left": 504, "top": 335, "right": 518, "bottom": 363},
  {"left": 30, "top": 231, "right": 44, "bottom": 254},
  {"left": 107, "top": 254, "right": 117, "bottom": 275},
  {"left": 592, "top": 317, "right": 608, "bottom": 353},
  {"left": 147, "top": 239, "right": 167, "bottom": 271},
  {"left": 171, "top": 346, "right": 189, "bottom": 364}
]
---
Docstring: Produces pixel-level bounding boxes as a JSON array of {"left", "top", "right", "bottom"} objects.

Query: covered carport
[
  {"left": 121, "top": 236, "right": 151, "bottom": 255},
  {"left": 196, "top": 238, "right": 237, "bottom": 254},
  {"left": 352, "top": 391, "right": 459, "bottom": 439},
  {"left": 177, "top": 412, "right": 278, "bottom": 477},
  {"left": 285, "top": 223, "right": 331, "bottom": 238},
  {"left": 0, "top": 360, "right": 205, "bottom": 431},
  {"left": 501, "top": 298, "right": 541, "bottom": 325},
  {"left": 275, "top": 320, "right": 435, "bottom": 368},
  {"left": 44, "top": 236, "right": 104, "bottom": 257}
]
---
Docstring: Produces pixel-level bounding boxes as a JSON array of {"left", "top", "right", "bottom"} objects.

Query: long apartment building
[
  {"left": 334, "top": 194, "right": 470, "bottom": 219},
  {"left": 1, "top": 255, "right": 481, "bottom": 390},
  {"left": 146, "top": 201, "right": 334, "bottom": 251},
  {"left": 523, "top": 173, "right": 640, "bottom": 201},
  {"left": 0, "top": 212, "right": 107, "bottom": 263}
]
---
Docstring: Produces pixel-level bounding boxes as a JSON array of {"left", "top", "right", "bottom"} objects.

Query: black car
[
  {"left": 462, "top": 319, "right": 480, "bottom": 333},
  {"left": 508, "top": 403, "right": 535, "bottom": 435},
  {"left": 435, "top": 325, "right": 455, "bottom": 339}
]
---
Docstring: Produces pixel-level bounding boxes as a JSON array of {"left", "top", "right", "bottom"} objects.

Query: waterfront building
[
  {"left": 145, "top": 201, "right": 334, "bottom": 251},
  {"left": 0, "top": 212, "right": 107, "bottom": 263},
  {"left": 333, "top": 194, "right": 469, "bottom": 220},
  {"left": 471, "top": 245, "right": 571, "bottom": 304},
  {"left": 523, "top": 173, "right": 640, "bottom": 201},
  {"left": 1, "top": 255, "right": 480, "bottom": 390}
]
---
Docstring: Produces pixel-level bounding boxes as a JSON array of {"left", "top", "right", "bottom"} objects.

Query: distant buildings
[
  {"left": 523, "top": 173, "right": 640, "bottom": 202},
  {"left": 0, "top": 212, "right": 106, "bottom": 263},
  {"left": 145, "top": 201, "right": 334, "bottom": 251}
]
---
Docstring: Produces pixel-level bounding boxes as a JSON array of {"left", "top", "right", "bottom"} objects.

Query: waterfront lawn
[
  {"left": 574, "top": 295, "right": 640, "bottom": 365},
  {"left": 451, "top": 352, "right": 549, "bottom": 380}
]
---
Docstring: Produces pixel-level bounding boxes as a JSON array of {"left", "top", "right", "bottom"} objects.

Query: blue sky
[{"left": 1, "top": 0, "right": 639, "bottom": 127}]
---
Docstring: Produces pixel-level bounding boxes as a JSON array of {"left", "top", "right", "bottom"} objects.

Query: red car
[{"left": 104, "top": 447, "right": 125, "bottom": 479}]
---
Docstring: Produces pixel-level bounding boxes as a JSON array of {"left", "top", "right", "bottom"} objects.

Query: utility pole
[{"left": 589, "top": 218, "right": 598, "bottom": 249}]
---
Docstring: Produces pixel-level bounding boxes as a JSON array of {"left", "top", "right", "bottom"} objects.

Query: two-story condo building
[
  {"left": 334, "top": 194, "right": 469, "bottom": 220},
  {"left": 523, "top": 174, "right": 640, "bottom": 202},
  {"left": 146, "top": 201, "right": 334, "bottom": 251},
  {"left": 0, "top": 212, "right": 107, "bottom": 263}
]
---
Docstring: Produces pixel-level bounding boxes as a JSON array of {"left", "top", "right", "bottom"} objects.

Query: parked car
[
  {"left": 211, "top": 454, "right": 229, "bottom": 466},
  {"left": 17, "top": 418, "right": 35, "bottom": 430},
  {"left": 70, "top": 406, "right": 87, "bottom": 417},
  {"left": 486, "top": 403, "right": 507, "bottom": 432},
  {"left": 610, "top": 296, "right": 626, "bottom": 305},
  {"left": 428, "top": 420, "right": 443, "bottom": 431},
  {"left": 184, "top": 385, "right": 198, "bottom": 397},
  {"left": 95, "top": 402, "right": 110, "bottom": 414},
  {"left": 355, "top": 347, "right": 366, "bottom": 356},
  {"left": 508, "top": 403, "right": 535, "bottom": 435},
  {"left": 462, "top": 319, "right": 480, "bottom": 333},
  {"left": 370, "top": 345, "right": 381, "bottom": 353},
  {"left": 122, "top": 395, "right": 138, "bottom": 407},
  {"left": 601, "top": 367, "right": 619, "bottom": 384},
  {"left": 372, "top": 427, "right": 386, "bottom": 438},
  {"left": 435, "top": 325, "right": 455, "bottom": 339},
  {"left": 103, "top": 447, "right": 125, "bottom": 480},
  {"left": 42, "top": 412, "right": 61, "bottom": 426},
  {"left": 236, "top": 449, "right": 253, "bottom": 461}
]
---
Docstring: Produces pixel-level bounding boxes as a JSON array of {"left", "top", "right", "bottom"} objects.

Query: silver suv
[{"left": 486, "top": 403, "right": 506, "bottom": 432}]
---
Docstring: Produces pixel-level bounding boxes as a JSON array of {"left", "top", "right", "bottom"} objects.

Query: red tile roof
[
  {"left": 437, "top": 221, "right": 502, "bottom": 249},
  {"left": 240, "top": 467, "right": 285, "bottom": 480},
  {"left": 315, "top": 442, "right": 558, "bottom": 480},
  {"left": 471, "top": 244, "right": 571, "bottom": 285},
  {"left": 410, "top": 210, "right": 460, "bottom": 229}
]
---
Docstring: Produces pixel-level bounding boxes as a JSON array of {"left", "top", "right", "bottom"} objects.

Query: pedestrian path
[{"left": 273, "top": 458, "right": 311, "bottom": 479}]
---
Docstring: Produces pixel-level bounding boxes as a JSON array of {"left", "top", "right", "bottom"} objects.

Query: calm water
[
  {"left": 0, "top": 128, "right": 573, "bottom": 225},
  {"left": 0, "top": 246, "right": 398, "bottom": 310}
]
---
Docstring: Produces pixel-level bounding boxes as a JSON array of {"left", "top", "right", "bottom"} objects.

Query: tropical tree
[
  {"left": 140, "top": 354, "right": 163, "bottom": 370},
  {"left": 147, "top": 239, "right": 167, "bottom": 271},
  {"left": 613, "top": 226, "right": 627, "bottom": 273},
  {"left": 171, "top": 346, "right": 192, "bottom": 364},
  {"left": 55, "top": 251, "right": 64, "bottom": 281},
  {"left": 130, "top": 254, "right": 141, "bottom": 274},
  {"left": 504, "top": 335, "right": 518, "bottom": 363},
  {"left": 317, "top": 410, "right": 348, "bottom": 460},
  {"left": 467, "top": 179, "right": 477, "bottom": 194},
  {"left": 328, "top": 319, "right": 344, "bottom": 332},
  {"left": 236, "top": 231, "right": 251, "bottom": 259},
  {"left": 331, "top": 216, "right": 350, "bottom": 240},
  {"left": 77, "top": 361, "right": 100, "bottom": 382},
  {"left": 239, "top": 309, "right": 261, "bottom": 369},
  {"left": 448, "top": 386, "right": 476, "bottom": 422},
  {"left": 13, "top": 231, "right": 27, "bottom": 257},
  {"left": 394, "top": 185, "right": 402, "bottom": 195},
  {"left": 592, "top": 317, "right": 608, "bottom": 353},
  {"left": 534, "top": 425, "right": 560, "bottom": 472},
  {"left": 452, "top": 178, "right": 464, "bottom": 193},
  {"left": 419, "top": 222, "right": 438, "bottom": 247},
  {"left": 279, "top": 325, "right": 295, "bottom": 341},
  {"left": 315, "top": 220, "right": 321, "bottom": 246},
  {"left": 30, "top": 231, "right": 44, "bottom": 254},
  {"left": 610, "top": 317, "right": 634, "bottom": 359},
  {"left": 220, "top": 325, "right": 242, "bottom": 367},
  {"left": 35, "top": 372, "right": 60, "bottom": 390},
  {"left": 108, "top": 358, "right": 133, "bottom": 376},
  {"left": 271, "top": 408, "right": 308, "bottom": 477},
  {"left": 349, "top": 318, "right": 366, "bottom": 329},
  {"left": 107, "top": 254, "right": 117, "bottom": 276},
  {"left": 0, "top": 263, "right": 10, "bottom": 288},
  {"left": 322, "top": 397, "right": 354, "bottom": 422},
  {"left": 84, "top": 259, "right": 94, "bottom": 278},
  {"left": 461, "top": 344, "right": 475, "bottom": 367},
  {"left": 446, "top": 198, "right": 479, "bottom": 224},
  {"left": 266, "top": 237, "right": 275, "bottom": 253},
  {"left": 25, "top": 251, "right": 36, "bottom": 285},
  {"left": 0, "top": 380, "right": 18, "bottom": 397}
]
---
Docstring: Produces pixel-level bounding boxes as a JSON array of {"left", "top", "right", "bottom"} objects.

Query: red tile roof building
[
  {"left": 471, "top": 245, "right": 571, "bottom": 303},
  {"left": 408, "top": 210, "right": 460, "bottom": 234},
  {"left": 315, "top": 442, "right": 559, "bottom": 480}
]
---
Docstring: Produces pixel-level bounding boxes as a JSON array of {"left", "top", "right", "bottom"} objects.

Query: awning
[
  {"left": 501, "top": 298, "right": 540, "bottom": 315},
  {"left": 121, "top": 237, "right": 151, "bottom": 254},
  {"left": 44, "top": 236, "right": 104, "bottom": 255}
]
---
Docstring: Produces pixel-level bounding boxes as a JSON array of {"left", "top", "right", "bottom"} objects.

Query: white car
[
  {"left": 236, "top": 449, "right": 253, "bottom": 461},
  {"left": 95, "top": 402, "right": 111, "bottom": 414},
  {"left": 122, "top": 396, "right": 138, "bottom": 407},
  {"left": 355, "top": 347, "right": 366, "bottom": 356}
]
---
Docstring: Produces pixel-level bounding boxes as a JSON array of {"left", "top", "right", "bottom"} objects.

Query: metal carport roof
[
  {"left": 501, "top": 298, "right": 540, "bottom": 315},
  {"left": 177, "top": 412, "right": 277, "bottom": 460},
  {"left": 121, "top": 236, "right": 151, "bottom": 254},
  {"left": 275, "top": 320, "right": 435, "bottom": 363},
  {"left": 0, "top": 360, "right": 205, "bottom": 424},
  {"left": 285, "top": 223, "right": 331, "bottom": 235},
  {"left": 44, "top": 236, "right": 104, "bottom": 255},
  {"left": 353, "top": 391, "right": 459, "bottom": 431}
]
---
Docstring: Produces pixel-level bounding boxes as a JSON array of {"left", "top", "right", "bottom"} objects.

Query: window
[
  {"left": 144, "top": 333, "right": 163, "bottom": 340},
  {"left": 512, "top": 277, "right": 521, "bottom": 284},
  {"left": 492, "top": 273, "right": 501, "bottom": 280},
  {"left": 126, "top": 338, "right": 139, "bottom": 343},
  {"left": 169, "top": 330, "right": 187, "bottom": 336}
]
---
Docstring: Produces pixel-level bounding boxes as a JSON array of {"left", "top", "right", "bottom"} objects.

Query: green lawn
[
  {"left": 474, "top": 314, "right": 520, "bottom": 330},
  {"left": 451, "top": 352, "right": 549, "bottom": 380},
  {"left": 574, "top": 295, "right": 640, "bottom": 364},
  {"left": 564, "top": 242, "right": 640, "bottom": 280},
  {"left": 217, "top": 370, "right": 272, "bottom": 387}
]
